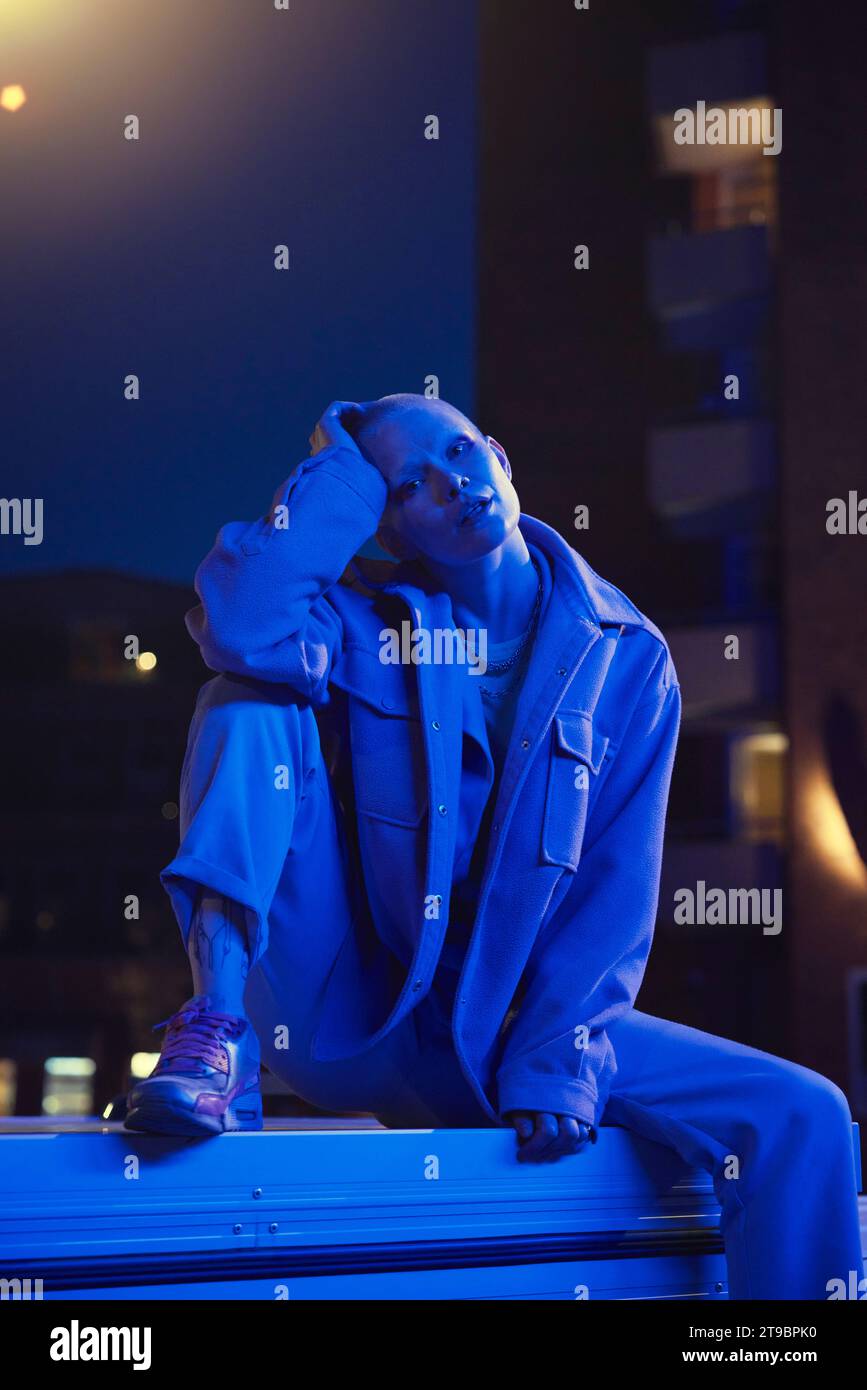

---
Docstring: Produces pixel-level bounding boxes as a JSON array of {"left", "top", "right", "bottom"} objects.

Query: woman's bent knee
[{"left": 753, "top": 1059, "right": 854, "bottom": 1149}]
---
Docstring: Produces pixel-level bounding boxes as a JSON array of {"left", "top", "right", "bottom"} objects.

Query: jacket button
[
  {"left": 558, "top": 668, "right": 567, "bottom": 676},
  {"left": 412, "top": 979, "right": 423, "bottom": 991},
  {"left": 438, "top": 804, "right": 447, "bottom": 816},
  {"left": 521, "top": 739, "right": 530, "bottom": 749},
  {"left": 431, "top": 719, "right": 441, "bottom": 731}
]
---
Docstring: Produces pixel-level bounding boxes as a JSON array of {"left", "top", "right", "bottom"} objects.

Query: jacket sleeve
[
  {"left": 495, "top": 653, "right": 681, "bottom": 1126},
  {"left": 185, "top": 444, "right": 388, "bottom": 698}
]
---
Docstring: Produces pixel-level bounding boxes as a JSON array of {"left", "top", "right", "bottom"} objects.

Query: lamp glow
[
  {"left": 802, "top": 764, "right": 867, "bottom": 892},
  {"left": 1, "top": 85, "right": 27, "bottom": 112}
]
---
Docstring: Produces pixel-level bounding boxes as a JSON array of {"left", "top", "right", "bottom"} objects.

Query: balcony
[
  {"left": 667, "top": 622, "right": 779, "bottom": 717},
  {"left": 648, "top": 420, "right": 775, "bottom": 520},
  {"left": 648, "top": 225, "right": 771, "bottom": 316}
]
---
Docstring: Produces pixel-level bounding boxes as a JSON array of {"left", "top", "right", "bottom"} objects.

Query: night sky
[{"left": 1, "top": 0, "right": 478, "bottom": 582}]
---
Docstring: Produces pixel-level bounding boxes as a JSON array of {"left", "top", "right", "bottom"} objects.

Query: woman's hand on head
[{"left": 308, "top": 401, "right": 365, "bottom": 457}]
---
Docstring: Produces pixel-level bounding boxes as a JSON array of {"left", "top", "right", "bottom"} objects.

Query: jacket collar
[{"left": 516, "top": 513, "right": 647, "bottom": 630}]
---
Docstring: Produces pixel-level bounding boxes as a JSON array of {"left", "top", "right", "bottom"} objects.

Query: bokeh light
[{"left": 0, "top": 84, "right": 27, "bottom": 112}]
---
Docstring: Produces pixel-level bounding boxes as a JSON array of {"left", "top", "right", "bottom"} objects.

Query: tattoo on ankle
[
  {"left": 224, "top": 897, "right": 251, "bottom": 978},
  {"left": 192, "top": 909, "right": 231, "bottom": 971},
  {"left": 191, "top": 894, "right": 251, "bottom": 977}
]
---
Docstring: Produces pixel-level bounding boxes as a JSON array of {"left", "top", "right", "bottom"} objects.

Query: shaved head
[{"left": 344, "top": 394, "right": 481, "bottom": 453}]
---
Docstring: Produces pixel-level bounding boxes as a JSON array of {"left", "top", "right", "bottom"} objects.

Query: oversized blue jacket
[{"left": 185, "top": 443, "right": 681, "bottom": 1128}]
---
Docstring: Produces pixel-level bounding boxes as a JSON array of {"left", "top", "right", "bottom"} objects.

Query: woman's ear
[
  {"left": 486, "top": 435, "right": 512, "bottom": 481},
  {"left": 376, "top": 522, "right": 417, "bottom": 562}
]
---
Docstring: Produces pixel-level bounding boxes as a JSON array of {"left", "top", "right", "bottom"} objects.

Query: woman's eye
[{"left": 402, "top": 480, "right": 421, "bottom": 497}]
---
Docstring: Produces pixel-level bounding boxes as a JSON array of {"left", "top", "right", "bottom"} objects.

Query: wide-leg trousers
[{"left": 161, "top": 674, "right": 864, "bottom": 1300}]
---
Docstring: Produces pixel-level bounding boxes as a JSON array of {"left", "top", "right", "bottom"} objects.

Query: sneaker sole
[{"left": 124, "top": 1090, "right": 263, "bottom": 1138}]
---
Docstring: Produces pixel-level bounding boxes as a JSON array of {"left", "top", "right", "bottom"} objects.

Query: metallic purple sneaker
[{"left": 124, "top": 995, "right": 263, "bottom": 1137}]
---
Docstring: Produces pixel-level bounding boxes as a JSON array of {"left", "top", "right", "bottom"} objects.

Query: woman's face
[{"left": 363, "top": 403, "right": 521, "bottom": 567}]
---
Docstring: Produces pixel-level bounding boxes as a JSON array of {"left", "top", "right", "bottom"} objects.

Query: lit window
[
  {"left": 730, "top": 730, "right": 787, "bottom": 843},
  {"left": 42, "top": 1057, "right": 96, "bottom": 1117},
  {"left": 652, "top": 97, "right": 779, "bottom": 238},
  {"left": 654, "top": 97, "right": 781, "bottom": 175},
  {"left": 0, "top": 1060, "right": 17, "bottom": 1116}
]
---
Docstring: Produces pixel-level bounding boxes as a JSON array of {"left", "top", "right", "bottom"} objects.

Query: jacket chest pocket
[
  {"left": 332, "top": 646, "right": 428, "bottom": 828},
  {"left": 541, "top": 713, "right": 610, "bottom": 870}
]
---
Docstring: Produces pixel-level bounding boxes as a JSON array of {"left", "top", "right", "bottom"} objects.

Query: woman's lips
[{"left": 459, "top": 496, "right": 494, "bottom": 526}]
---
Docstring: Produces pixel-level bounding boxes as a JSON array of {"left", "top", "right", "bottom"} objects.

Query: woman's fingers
[
  {"left": 515, "top": 1111, "right": 560, "bottom": 1163},
  {"left": 510, "top": 1111, "right": 593, "bottom": 1162},
  {"left": 309, "top": 401, "right": 362, "bottom": 455}
]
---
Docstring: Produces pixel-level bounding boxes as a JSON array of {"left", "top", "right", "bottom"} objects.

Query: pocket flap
[
  {"left": 330, "top": 643, "right": 419, "bottom": 718},
  {"left": 553, "top": 713, "right": 609, "bottom": 774}
]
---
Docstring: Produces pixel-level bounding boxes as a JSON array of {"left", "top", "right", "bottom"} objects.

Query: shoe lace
[{"left": 152, "top": 999, "right": 242, "bottom": 1073}]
